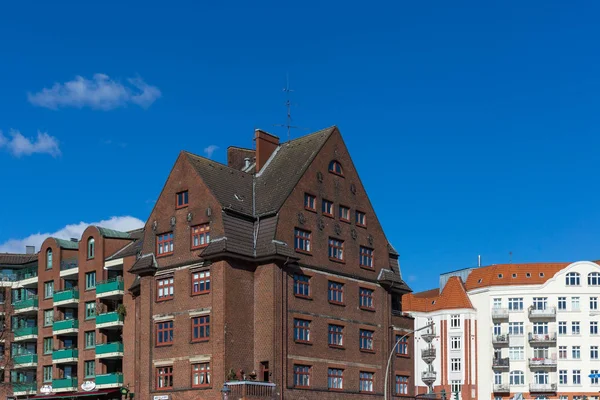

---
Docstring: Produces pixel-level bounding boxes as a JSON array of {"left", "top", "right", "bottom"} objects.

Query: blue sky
[{"left": 1, "top": 1, "right": 599, "bottom": 292}]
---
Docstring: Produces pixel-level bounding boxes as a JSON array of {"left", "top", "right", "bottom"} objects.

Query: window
[
  {"left": 192, "top": 316, "right": 210, "bottom": 342},
  {"left": 43, "top": 337, "right": 53, "bottom": 354},
  {"left": 592, "top": 297, "right": 599, "bottom": 310},
  {"left": 451, "top": 358, "right": 461, "bottom": 372},
  {"left": 85, "top": 302, "right": 96, "bottom": 319},
  {"left": 592, "top": 346, "right": 599, "bottom": 360},
  {"left": 156, "top": 321, "right": 174, "bottom": 346},
  {"left": 84, "top": 360, "right": 95, "bottom": 378},
  {"left": 566, "top": 272, "right": 580, "bottom": 286},
  {"left": 589, "top": 272, "right": 600, "bottom": 286},
  {"left": 191, "top": 224, "right": 210, "bottom": 249},
  {"left": 328, "top": 281, "right": 344, "bottom": 304},
  {"left": 592, "top": 321, "right": 599, "bottom": 335},
  {"left": 359, "top": 371, "right": 374, "bottom": 392},
  {"left": 293, "top": 275, "right": 310, "bottom": 298},
  {"left": 572, "top": 296, "right": 580, "bottom": 311},
  {"left": 294, "top": 319, "right": 310, "bottom": 343},
  {"left": 157, "top": 277, "right": 174, "bottom": 301},
  {"left": 510, "top": 371, "right": 524, "bottom": 385},
  {"left": 293, "top": 365, "right": 310, "bottom": 388},
  {"left": 304, "top": 193, "right": 316, "bottom": 211},
  {"left": 328, "top": 238, "right": 344, "bottom": 261},
  {"left": 395, "top": 375, "right": 409, "bottom": 395},
  {"left": 328, "top": 325, "right": 344, "bottom": 347},
  {"left": 43, "top": 365, "right": 53, "bottom": 382},
  {"left": 592, "top": 370, "right": 599, "bottom": 385},
  {"left": 44, "top": 309, "right": 54, "bottom": 326},
  {"left": 360, "top": 329, "right": 374, "bottom": 351},
  {"left": 44, "top": 281, "right": 54, "bottom": 299},
  {"left": 451, "top": 380, "right": 461, "bottom": 394},
  {"left": 572, "top": 346, "right": 581, "bottom": 359},
  {"left": 508, "top": 322, "right": 524, "bottom": 335},
  {"left": 493, "top": 323, "right": 501, "bottom": 336},
  {"left": 86, "top": 237, "right": 95, "bottom": 259},
  {"left": 559, "top": 370, "right": 567, "bottom": 385},
  {"left": 192, "top": 271, "right": 210, "bottom": 295},
  {"left": 573, "top": 369, "right": 581, "bottom": 385},
  {"left": 192, "top": 363, "right": 211, "bottom": 388},
  {"left": 558, "top": 297, "right": 567, "bottom": 310},
  {"left": 558, "top": 321, "right": 567, "bottom": 335},
  {"left": 450, "top": 315, "right": 460, "bottom": 328},
  {"left": 176, "top": 190, "right": 188, "bottom": 208},
  {"left": 508, "top": 297, "right": 523, "bottom": 310},
  {"left": 156, "top": 232, "right": 174, "bottom": 256},
  {"left": 532, "top": 297, "right": 547, "bottom": 310},
  {"left": 322, "top": 199, "right": 334, "bottom": 217},
  {"left": 356, "top": 211, "right": 366, "bottom": 227},
  {"left": 533, "top": 322, "right": 549, "bottom": 334},
  {"left": 328, "top": 160, "right": 343, "bottom": 176},
  {"left": 396, "top": 335, "right": 408, "bottom": 355},
  {"left": 572, "top": 321, "right": 581, "bottom": 335},
  {"left": 157, "top": 366, "right": 173, "bottom": 390},
  {"left": 294, "top": 229, "right": 311, "bottom": 253},
  {"left": 492, "top": 298, "right": 502, "bottom": 308},
  {"left": 359, "top": 288, "right": 374, "bottom": 310},
  {"left": 494, "top": 372, "right": 501, "bottom": 385},
  {"left": 339, "top": 205, "right": 350, "bottom": 222},
  {"left": 509, "top": 346, "right": 524, "bottom": 361},
  {"left": 451, "top": 336, "right": 461, "bottom": 350},
  {"left": 559, "top": 346, "right": 567, "bottom": 359},
  {"left": 328, "top": 368, "right": 343, "bottom": 390},
  {"left": 84, "top": 331, "right": 95, "bottom": 349},
  {"left": 85, "top": 272, "right": 96, "bottom": 290},
  {"left": 359, "top": 247, "right": 374, "bottom": 269},
  {"left": 46, "top": 248, "right": 53, "bottom": 269}
]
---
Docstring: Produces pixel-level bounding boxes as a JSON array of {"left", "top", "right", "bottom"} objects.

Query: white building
[{"left": 404, "top": 261, "right": 600, "bottom": 400}]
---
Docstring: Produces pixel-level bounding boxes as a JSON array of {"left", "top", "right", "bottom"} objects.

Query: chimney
[
  {"left": 478, "top": 255, "right": 481, "bottom": 267},
  {"left": 254, "top": 129, "right": 279, "bottom": 172},
  {"left": 25, "top": 246, "right": 35, "bottom": 255}
]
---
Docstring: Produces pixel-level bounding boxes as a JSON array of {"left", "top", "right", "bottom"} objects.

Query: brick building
[{"left": 0, "top": 126, "right": 414, "bottom": 400}]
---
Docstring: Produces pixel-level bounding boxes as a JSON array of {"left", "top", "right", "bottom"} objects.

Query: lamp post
[
  {"left": 384, "top": 322, "right": 435, "bottom": 400},
  {"left": 221, "top": 383, "right": 231, "bottom": 400}
]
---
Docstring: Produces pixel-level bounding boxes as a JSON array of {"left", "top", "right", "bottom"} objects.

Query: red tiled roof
[{"left": 403, "top": 276, "right": 473, "bottom": 312}]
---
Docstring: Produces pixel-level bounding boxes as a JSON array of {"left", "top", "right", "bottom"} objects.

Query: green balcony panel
[
  {"left": 13, "top": 354, "right": 37, "bottom": 365},
  {"left": 95, "top": 342, "right": 123, "bottom": 355},
  {"left": 96, "top": 278, "right": 124, "bottom": 296},
  {"left": 13, "top": 297, "right": 38, "bottom": 310},
  {"left": 96, "top": 312, "right": 123, "bottom": 326},
  {"left": 95, "top": 373, "right": 123, "bottom": 386},
  {"left": 12, "top": 382, "right": 36, "bottom": 392},
  {"left": 52, "top": 378, "right": 78, "bottom": 389},
  {"left": 53, "top": 289, "right": 79, "bottom": 303},
  {"left": 52, "top": 348, "right": 78, "bottom": 361},
  {"left": 13, "top": 326, "right": 38, "bottom": 337},
  {"left": 15, "top": 267, "right": 38, "bottom": 281},
  {"left": 53, "top": 319, "right": 79, "bottom": 332}
]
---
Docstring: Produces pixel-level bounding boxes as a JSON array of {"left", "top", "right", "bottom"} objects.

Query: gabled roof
[
  {"left": 128, "top": 253, "right": 157, "bottom": 275},
  {"left": 0, "top": 253, "right": 38, "bottom": 266},
  {"left": 403, "top": 276, "right": 473, "bottom": 313}
]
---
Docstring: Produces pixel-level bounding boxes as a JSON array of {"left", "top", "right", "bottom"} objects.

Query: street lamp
[
  {"left": 221, "top": 383, "right": 231, "bottom": 400},
  {"left": 384, "top": 322, "right": 435, "bottom": 400}
]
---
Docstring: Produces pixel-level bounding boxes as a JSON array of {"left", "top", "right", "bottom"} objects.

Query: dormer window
[
  {"left": 176, "top": 191, "right": 189, "bottom": 208},
  {"left": 328, "top": 160, "right": 343, "bottom": 176}
]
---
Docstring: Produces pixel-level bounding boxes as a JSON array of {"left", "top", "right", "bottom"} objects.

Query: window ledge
[
  {"left": 360, "top": 349, "right": 376, "bottom": 354},
  {"left": 329, "top": 258, "right": 345, "bottom": 264},
  {"left": 329, "top": 301, "right": 345, "bottom": 307},
  {"left": 295, "top": 249, "right": 312, "bottom": 256},
  {"left": 294, "top": 295, "right": 313, "bottom": 301},
  {"left": 294, "top": 340, "right": 313, "bottom": 346}
]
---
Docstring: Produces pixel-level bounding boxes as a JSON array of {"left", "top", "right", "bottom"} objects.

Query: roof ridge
[{"left": 183, "top": 151, "right": 252, "bottom": 176}]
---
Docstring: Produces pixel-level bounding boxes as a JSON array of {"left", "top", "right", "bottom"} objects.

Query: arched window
[
  {"left": 87, "top": 237, "right": 95, "bottom": 259},
  {"left": 509, "top": 370, "right": 524, "bottom": 385},
  {"left": 46, "top": 248, "right": 53, "bottom": 269},
  {"left": 328, "top": 160, "right": 343, "bottom": 176},
  {"left": 566, "top": 272, "right": 580, "bottom": 286},
  {"left": 589, "top": 272, "right": 600, "bottom": 286}
]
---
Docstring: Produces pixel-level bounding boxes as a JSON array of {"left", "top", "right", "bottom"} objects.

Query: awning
[{"left": 31, "top": 389, "right": 121, "bottom": 399}]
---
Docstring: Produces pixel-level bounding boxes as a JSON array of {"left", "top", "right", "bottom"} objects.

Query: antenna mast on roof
[
  {"left": 509, "top": 251, "right": 513, "bottom": 264},
  {"left": 276, "top": 74, "right": 297, "bottom": 142}
]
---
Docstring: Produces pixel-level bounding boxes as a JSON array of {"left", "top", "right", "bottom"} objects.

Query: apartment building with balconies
[{"left": 404, "top": 260, "right": 600, "bottom": 400}]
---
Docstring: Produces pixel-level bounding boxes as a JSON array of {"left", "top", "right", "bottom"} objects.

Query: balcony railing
[
  {"left": 95, "top": 373, "right": 123, "bottom": 388},
  {"left": 492, "top": 333, "right": 509, "bottom": 345},
  {"left": 491, "top": 308, "right": 509, "bottom": 319},
  {"left": 15, "top": 267, "right": 38, "bottom": 281},
  {"left": 13, "top": 353, "right": 37, "bottom": 366},
  {"left": 493, "top": 384, "right": 510, "bottom": 393},
  {"left": 421, "top": 348, "right": 436, "bottom": 359},
  {"left": 13, "top": 326, "right": 38, "bottom": 339},
  {"left": 53, "top": 288, "right": 79, "bottom": 305},
  {"left": 13, "top": 296, "right": 38, "bottom": 311},
  {"left": 528, "top": 332, "right": 557, "bottom": 344},
  {"left": 95, "top": 342, "right": 123, "bottom": 358},
  {"left": 60, "top": 259, "right": 78, "bottom": 271},
  {"left": 421, "top": 370, "right": 437, "bottom": 383},
  {"left": 96, "top": 278, "right": 124, "bottom": 297},
  {"left": 96, "top": 311, "right": 124, "bottom": 328},
  {"left": 12, "top": 382, "right": 36, "bottom": 394},
  {"left": 528, "top": 357, "right": 557, "bottom": 367},
  {"left": 492, "top": 358, "right": 510, "bottom": 368},
  {"left": 53, "top": 378, "right": 78, "bottom": 391},
  {"left": 53, "top": 319, "right": 79, "bottom": 334},
  {"left": 529, "top": 383, "right": 557, "bottom": 392},
  {"left": 528, "top": 306, "right": 557, "bottom": 319},
  {"left": 225, "top": 381, "right": 276, "bottom": 399},
  {"left": 52, "top": 348, "right": 78, "bottom": 363}
]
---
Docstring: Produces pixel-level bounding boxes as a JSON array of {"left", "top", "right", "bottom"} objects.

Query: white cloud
[
  {"left": 28, "top": 73, "right": 161, "bottom": 110},
  {"left": 204, "top": 145, "right": 218, "bottom": 158},
  {"left": 0, "top": 130, "right": 61, "bottom": 157},
  {"left": 0, "top": 216, "right": 144, "bottom": 254}
]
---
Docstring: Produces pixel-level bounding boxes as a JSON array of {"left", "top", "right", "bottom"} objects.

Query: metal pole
[{"left": 384, "top": 323, "right": 434, "bottom": 400}]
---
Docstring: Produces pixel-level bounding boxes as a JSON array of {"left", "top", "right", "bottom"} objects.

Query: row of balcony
[
  {"left": 492, "top": 332, "right": 558, "bottom": 346},
  {"left": 11, "top": 342, "right": 124, "bottom": 369},
  {"left": 493, "top": 383, "right": 557, "bottom": 393},
  {"left": 492, "top": 307, "right": 557, "bottom": 320},
  {"left": 492, "top": 357, "right": 558, "bottom": 370}
]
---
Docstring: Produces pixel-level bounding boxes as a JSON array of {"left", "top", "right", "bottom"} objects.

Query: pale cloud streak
[
  {"left": 28, "top": 73, "right": 161, "bottom": 110},
  {"left": 204, "top": 145, "right": 218, "bottom": 158},
  {"left": 0, "top": 130, "right": 61, "bottom": 157},
  {"left": 0, "top": 216, "right": 145, "bottom": 254}
]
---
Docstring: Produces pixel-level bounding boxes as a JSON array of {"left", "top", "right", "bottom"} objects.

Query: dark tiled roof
[
  {"left": 96, "top": 227, "right": 131, "bottom": 239},
  {"left": 378, "top": 269, "right": 412, "bottom": 293},
  {"left": 53, "top": 238, "right": 79, "bottom": 249},
  {"left": 129, "top": 276, "right": 141, "bottom": 292},
  {"left": 0, "top": 253, "right": 38, "bottom": 265},
  {"left": 129, "top": 254, "right": 157, "bottom": 274},
  {"left": 106, "top": 235, "right": 144, "bottom": 261}
]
